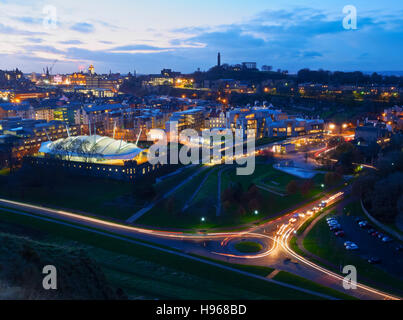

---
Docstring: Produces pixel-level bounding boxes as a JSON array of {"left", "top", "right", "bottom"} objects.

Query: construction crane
[
  {"left": 43, "top": 59, "right": 58, "bottom": 76},
  {"left": 49, "top": 59, "right": 58, "bottom": 75}
]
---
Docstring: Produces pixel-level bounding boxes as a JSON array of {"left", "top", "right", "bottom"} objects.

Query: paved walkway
[
  {"left": 266, "top": 269, "right": 281, "bottom": 279},
  {"left": 216, "top": 166, "right": 233, "bottom": 217},
  {"left": 126, "top": 166, "right": 208, "bottom": 223},
  {"left": 182, "top": 168, "right": 215, "bottom": 212},
  {"left": 256, "top": 184, "right": 286, "bottom": 197}
]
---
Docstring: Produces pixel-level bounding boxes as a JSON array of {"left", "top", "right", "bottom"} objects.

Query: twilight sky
[{"left": 0, "top": 0, "right": 402, "bottom": 74}]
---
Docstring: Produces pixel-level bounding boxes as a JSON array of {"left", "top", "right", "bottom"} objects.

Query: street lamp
[
  {"left": 201, "top": 217, "right": 206, "bottom": 222},
  {"left": 254, "top": 210, "right": 259, "bottom": 215},
  {"left": 321, "top": 184, "right": 325, "bottom": 188}
]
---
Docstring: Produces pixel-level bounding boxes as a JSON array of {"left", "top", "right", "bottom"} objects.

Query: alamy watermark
[
  {"left": 147, "top": 124, "right": 256, "bottom": 176},
  {"left": 342, "top": 265, "right": 357, "bottom": 290},
  {"left": 343, "top": 5, "right": 357, "bottom": 30},
  {"left": 43, "top": 5, "right": 58, "bottom": 30},
  {"left": 42, "top": 265, "right": 57, "bottom": 290}
]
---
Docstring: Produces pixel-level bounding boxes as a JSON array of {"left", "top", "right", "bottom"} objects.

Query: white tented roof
[{"left": 39, "top": 135, "right": 143, "bottom": 160}]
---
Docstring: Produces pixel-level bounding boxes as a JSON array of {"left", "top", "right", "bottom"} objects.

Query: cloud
[
  {"left": 70, "top": 22, "right": 95, "bottom": 33},
  {"left": 13, "top": 16, "right": 42, "bottom": 25},
  {"left": 60, "top": 40, "right": 83, "bottom": 45},
  {"left": 111, "top": 44, "right": 167, "bottom": 51}
]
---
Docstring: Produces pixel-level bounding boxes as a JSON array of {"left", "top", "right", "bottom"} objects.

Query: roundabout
[{"left": 235, "top": 241, "right": 263, "bottom": 253}]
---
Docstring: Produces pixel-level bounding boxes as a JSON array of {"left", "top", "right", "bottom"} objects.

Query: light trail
[
  {"left": 0, "top": 198, "right": 238, "bottom": 240},
  {"left": 213, "top": 233, "right": 278, "bottom": 259},
  {"left": 278, "top": 216, "right": 400, "bottom": 300}
]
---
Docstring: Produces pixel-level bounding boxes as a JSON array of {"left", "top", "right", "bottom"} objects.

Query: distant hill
[
  {"left": 0, "top": 232, "right": 126, "bottom": 300},
  {"left": 379, "top": 71, "right": 403, "bottom": 77}
]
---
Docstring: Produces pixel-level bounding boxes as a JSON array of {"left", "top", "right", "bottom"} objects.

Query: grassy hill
[{"left": 0, "top": 232, "right": 125, "bottom": 300}]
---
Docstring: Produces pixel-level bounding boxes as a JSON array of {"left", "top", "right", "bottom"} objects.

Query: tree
[
  {"left": 325, "top": 172, "right": 342, "bottom": 187},
  {"left": 165, "top": 196, "right": 177, "bottom": 214},
  {"left": 287, "top": 180, "right": 298, "bottom": 194},
  {"left": 300, "top": 179, "right": 314, "bottom": 196}
]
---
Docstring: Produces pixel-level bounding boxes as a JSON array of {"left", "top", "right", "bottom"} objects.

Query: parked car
[
  {"left": 367, "top": 228, "right": 376, "bottom": 234},
  {"left": 306, "top": 210, "right": 314, "bottom": 216},
  {"left": 355, "top": 217, "right": 364, "bottom": 223},
  {"left": 328, "top": 221, "right": 339, "bottom": 226},
  {"left": 330, "top": 226, "right": 342, "bottom": 232},
  {"left": 344, "top": 241, "right": 354, "bottom": 247},
  {"left": 358, "top": 221, "right": 367, "bottom": 226},
  {"left": 382, "top": 236, "right": 393, "bottom": 243},
  {"left": 335, "top": 230, "right": 345, "bottom": 237},
  {"left": 377, "top": 233, "right": 386, "bottom": 240},
  {"left": 359, "top": 222, "right": 371, "bottom": 229},
  {"left": 346, "top": 244, "right": 359, "bottom": 250},
  {"left": 370, "top": 231, "right": 380, "bottom": 237},
  {"left": 312, "top": 207, "right": 319, "bottom": 213},
  {"left": 368, "top": 257, "right": 381, "bottom": 264}
]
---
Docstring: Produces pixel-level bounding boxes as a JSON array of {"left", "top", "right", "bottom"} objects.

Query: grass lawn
[
  {"left": 0, "top": 174, "right": 143, "bottom": 221},
  {"left": 273, "top": 271, "right": 356, "bottom": 300},
  {"left": 302, "top": 201, "right": 403, "bottom": 296},
  {"left": 235, "top": 241, "right": 263, "bottom": 253},
  {"left": 0, "top": 209, "right": 321, "bottom": 300},
  {"left": 137, "top": 166, "right": 217, "bottom": 229},
  {"left": 137, "top": 162, "right": 327, "bottom": 230}
]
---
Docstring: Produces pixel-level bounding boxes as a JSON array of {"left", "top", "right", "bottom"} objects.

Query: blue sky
[{"left": 0, "top": 0, "right": 402, "bottom": 74}]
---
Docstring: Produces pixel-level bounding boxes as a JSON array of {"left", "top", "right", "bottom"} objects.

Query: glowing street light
[
  {"left": 254, "top": 210, "right": 259, "bottom": 215},
  {"left": 329, "top": 124, "right": 336, "bottom": 130},
  {"left": 201, "top": 217, "right": 206, "bottom": 222}
]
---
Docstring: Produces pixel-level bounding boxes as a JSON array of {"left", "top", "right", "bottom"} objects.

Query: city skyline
[{"left": 0, "top": 0, "right": 402, "bottom": 74}]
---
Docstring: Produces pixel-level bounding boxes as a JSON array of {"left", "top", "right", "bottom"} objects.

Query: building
[
  {"left": 28, "top": 134, "right": 168, "bottom": 181},
  {"left": 354, "top": 124, "right": 391, "bottom": 146},
  {"left": 226, "top": 106, "right": 324, "bottom": 139},
  {"left": 242, "top": 62, "right": 257, "bottom": 70},
  {"left": 205, "top": 109, "right": 226, "bottom": 129},
  {"left": 166, "top": 107, "right": 205, "bottom": 133},
  {"left": 0, "top": 118, "right": 79, "bottom": 167}
]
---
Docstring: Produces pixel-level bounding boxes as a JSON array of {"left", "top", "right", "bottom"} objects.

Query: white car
[
  {"left": 344, "top": 241, "right": 354, "bottom": 247},
  {"left": 306, "top": 210, "right": 314, "bottom": 216},
  {"left": 327, "top": 220, "right": 339, "bottom": 225},
  {"left": 346, "top": 244, "right": 359, "bottom": 250}
]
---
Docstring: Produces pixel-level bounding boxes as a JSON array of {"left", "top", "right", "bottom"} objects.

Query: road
[{"left": 0, "top": 189, "right": 400, "bottom": 300}]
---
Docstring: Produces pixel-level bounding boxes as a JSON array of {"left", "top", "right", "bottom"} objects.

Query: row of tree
[{"left": 353, "top": 151, "right": 403, "bottom": 223}]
